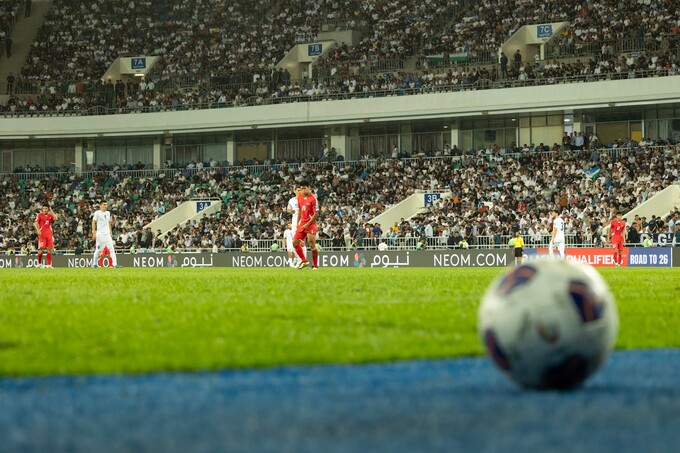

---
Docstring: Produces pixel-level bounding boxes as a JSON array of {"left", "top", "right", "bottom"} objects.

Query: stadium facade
[{"left": 1, "top": 75, "right": 679, "bottom": 172}]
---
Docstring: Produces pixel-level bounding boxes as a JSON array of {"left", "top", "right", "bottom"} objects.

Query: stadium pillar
[
  {"left": 329, "top": 126, "right": 347, "bottom": 161},
  {"left": 448, "top": 121, "right": 459, "bottom": 150},
  {"left": 153, "top": 140, "right": 162, "bottom": 170},
  {"left": 348, "top": 127, "right": 360, "bottom": 160},
  {"left": 226, "top": 134, "right": 235, "bottom": 165},
  {"left": 399, "top": 124, "right": 412, "bottom": 154},
  {"left": 74, "top": 143, "right": 83, "bottom": 174},
  {"left": 573, "top": 118, "right": 582, "bottom": 135}
]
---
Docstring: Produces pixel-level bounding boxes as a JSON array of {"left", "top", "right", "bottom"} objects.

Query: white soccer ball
[{"left": 478, "top": 259, "right": 619, "bottom": 390}]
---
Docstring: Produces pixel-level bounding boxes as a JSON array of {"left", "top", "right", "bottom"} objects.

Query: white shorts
[
  {"left": 96, "top": 233, "right": 115, "bottom": 250},
  {"left": 550, "top": 239, "right": 565, "bottom": 252}
]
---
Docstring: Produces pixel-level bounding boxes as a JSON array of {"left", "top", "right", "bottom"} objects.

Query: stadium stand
[
  {"left": 0, "top": 0, "right": 21, "bottom": 31},
  {"left": 1, "top": 142, "right": 678, "bottom": 253},
  {"left": 0, "top": 1, "right": 679, "bottom": 255},
  {"left": 2, "top": 0, "right": 678, "bottom": 114},
  {"left": 421, "top": 0, "right": 679, "bottom": 64},
  {"left": 544, "top": 0, "right": 680, "bottom": 59}
]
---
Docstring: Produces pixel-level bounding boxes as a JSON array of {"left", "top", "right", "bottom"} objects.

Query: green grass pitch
[{"left": 0, "top": 267, "right": 678, "bottom": 376}]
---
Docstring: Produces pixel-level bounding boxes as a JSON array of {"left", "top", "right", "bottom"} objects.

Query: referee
[{"left": 513, "top": 231, "right": 525, "bottom": 266}]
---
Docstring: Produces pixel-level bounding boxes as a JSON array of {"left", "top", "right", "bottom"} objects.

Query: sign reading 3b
[{"left": 424, "top": 193, "right": 441, "bottom": 206}]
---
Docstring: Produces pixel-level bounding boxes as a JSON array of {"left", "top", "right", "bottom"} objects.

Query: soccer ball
[{"left": 478, "top": 259, "right": 618, "bottom": 390}]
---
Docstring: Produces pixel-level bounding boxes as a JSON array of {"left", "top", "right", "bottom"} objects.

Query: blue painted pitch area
[{"left": 1, "top": 350, "right": 679, "bottom": 453}]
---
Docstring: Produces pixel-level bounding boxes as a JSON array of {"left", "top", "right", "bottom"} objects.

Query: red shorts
[
  {"left": 38, "top": 234, "right": 54, "bottom": 249},
  {"left": 611, "top": 236, "right": 623, "bottom": 251},
  {"left": 294, "top": 223, "right": 318, "bottom": 242}
]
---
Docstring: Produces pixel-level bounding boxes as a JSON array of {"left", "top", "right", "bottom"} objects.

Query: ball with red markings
[{"left": 478, "top": 259, "right": 618, "bottom": 390}]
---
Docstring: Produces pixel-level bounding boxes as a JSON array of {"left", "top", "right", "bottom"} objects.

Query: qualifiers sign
[
  {"left": 525, "top": 247, "right": 627, "bottom": 267},
  {"left": 525, "top": 247, "right": 674, "bottom": 268}
]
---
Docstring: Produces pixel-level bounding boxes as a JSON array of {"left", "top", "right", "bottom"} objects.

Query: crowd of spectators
[
  {"left": 422, "top": 0, "right": 679, "bottom": 63},
  {"left": 1, "top": 2, "right": 679, "bottom": 253},
  {"left": 3, "top": 49, "right": 679, "bottom": 116},
  {"left": 546, "top": 0, "right": 680, "bottom": 58},
  {"left": 1, "top": 140, "right": 678, "bottom": 255},
  {"left": 422, "top": 0, "right": 566, "bottom": 61},
  {"left": 313, "top": 0, "right": 453, "bottom": 79},
  {"left": 2, "top": 0, "right": 678, "bottom": 116}
]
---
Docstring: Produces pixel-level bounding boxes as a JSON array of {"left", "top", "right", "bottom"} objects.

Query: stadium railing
[
  {"left": 544, "top": 35, "right": 664, "bottom": 60},
  {"left": 315, "top": 58, "right": 406, "bottom": 75},
  {"left": 3, "top": 69, "right": 677, "bottom": 118},
  {"left": 319, "top": 18, "right": 369, "bottom": 32},
  {"left": 2, "top": 145, "right": 675, "bottom": 181},
  {"left": 30, "top": 233, "right": 662, "bottom": 257}
]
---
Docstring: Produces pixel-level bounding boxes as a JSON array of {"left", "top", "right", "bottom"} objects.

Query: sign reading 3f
[{"left": 131, "top": 57, "right": 147, "bottom": 70}]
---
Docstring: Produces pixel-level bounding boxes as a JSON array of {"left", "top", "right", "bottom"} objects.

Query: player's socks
[
  {"left": 109, "top": 248, "right": 118, "bottom": 266},
  {"left": 294, "top": 244, "right": 306, "bottom": 262},
  {"left": 312, "top": 248, "right": 319, "bottom": 268},
  {"left": 303, "top": 246, "right": 308, "bottom": 261},
  {"left": 46, "top": 252, "right": 52, "bottom": 266},
  {"left": 92, "top": 247, "right": 100, "bottom": 267},
  {"left": 37, "top": 251, "right": 43, "bottom": 266}
]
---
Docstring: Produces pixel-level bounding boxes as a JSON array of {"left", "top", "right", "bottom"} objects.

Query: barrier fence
[
  {"left": 2, "top": 231, "right": 676, "bottom": 258},
  {"left": 3, "top": 144, "right": 677, "bottom": 180},
  {"left": 1, "top": 247, "right": 677, "bottom": 269},
  {"left": 4, "top": 69, "right": 678, "bottom": 118}
]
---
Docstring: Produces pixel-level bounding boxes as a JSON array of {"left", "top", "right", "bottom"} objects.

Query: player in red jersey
[
  {"left": 34, "top": 204, "right": 58, "bottom": 268},
  {"left": 607, "top": 212, "right": 627, "bottom": 267},
  {"left": 292, "top": 180, "right": 320, "bottom": 269}
]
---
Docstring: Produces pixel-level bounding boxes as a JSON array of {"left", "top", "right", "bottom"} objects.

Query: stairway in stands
[{"left": 0, "top": 0, "right": 51, "bottom": 102}]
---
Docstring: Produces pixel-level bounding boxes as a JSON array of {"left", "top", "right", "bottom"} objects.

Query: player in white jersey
[
  {"left": 283, "top": 222, "right": 296, "bottom": 267},
  {"left": 91, "top": 201, "right": 121, "bottom": 268},
  {"left": 549, "top": 210, "right": 566, "bottom": 258},
  {"left": 286, "top": 187, "right": 306, "bottom": 264}
]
